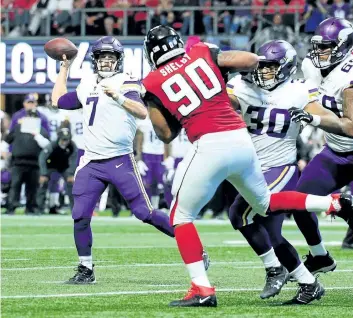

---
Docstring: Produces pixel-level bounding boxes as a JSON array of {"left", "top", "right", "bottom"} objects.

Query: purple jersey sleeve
[
  {"left": 58, "top": 91, "right": 82, "bottom": 110},
  {"left": 124, "top": 90, "right": 144, "bottom": 105}
]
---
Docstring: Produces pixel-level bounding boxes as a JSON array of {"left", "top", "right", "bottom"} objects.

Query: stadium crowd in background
[{"left": 1, "top": 0, "right": 352, "bottom": 37}]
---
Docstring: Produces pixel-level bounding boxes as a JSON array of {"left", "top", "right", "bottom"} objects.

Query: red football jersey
[{"left": 142, "top": 43, "right": 246, "bottom": 143}]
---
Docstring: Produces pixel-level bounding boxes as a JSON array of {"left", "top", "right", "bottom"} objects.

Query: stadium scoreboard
[{"left": 1, "top": 40, "right": 150, "bottom": 94}]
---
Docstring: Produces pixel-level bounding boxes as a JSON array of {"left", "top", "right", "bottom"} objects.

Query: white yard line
[
  {"left": 2, "top": 286, "right": 353, "bottom": 299},
  {"left": 2, "top": 262, "right": 352, "bottom": 272},
  {"left": 1, "top": 258, "right": 31, "bottom": 261},
  {"left": 1, "top": 215, "right": 347, "bottom": 226},
  {"left": 223, "top": 240, "right": 346, "bottom": 247},
  {"left": 1, "top": 230, "right": 348, "bottom": 237}
]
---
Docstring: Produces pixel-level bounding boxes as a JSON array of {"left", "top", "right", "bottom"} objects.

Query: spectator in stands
[
  {"left": 4, "top": 0, "right": 36, "bottom": 36},
  {"left": 202, "top": 0, "right": 233, "bottom": 35},
  {"left": 5, "top": 94, "right": 50, "bottom": 215},
  {"left": 37, "top": 126, "right": 76, "bottom": 214},
  {"left": 85, "top": 0, "right": 106, "bottom": 35},
  {"left": 51, "top": 0, "right": 74, "bottom": 35},
  {"left": 71, "top": 0, "right": 84, "bottom": 35},
  {"left": 28, "top": 0, "right": 55, "bottom": 36},
  {"left": 104, "top": 0, "right": 131, "bottom": 35},
  {"left": 230, "top": 0, "right": 252, "bottom": 34},
  {"left": 303, "top": 0, "right": 328, "bottom": 34},
  {"left": 255, "top": 13, "right": 295, "bottom": 50},
  {"left": 174, "top": 0, "right": 199, "bottom": 35},
  {"left": 157, "top": 0, "right": 175, "bottom": 27},
  {"left": 329, "top": 0, "right": 351, "bottom": 19}
]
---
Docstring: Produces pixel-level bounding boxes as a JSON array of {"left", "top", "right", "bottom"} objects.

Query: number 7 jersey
[{"left": 142, "top": 42, "right": 246, "bottom": 143}]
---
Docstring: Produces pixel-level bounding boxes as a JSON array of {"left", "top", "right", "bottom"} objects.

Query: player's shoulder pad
[
  {"left": 226, "top": 74, "right": 249, "bottom": 96},
  {"left": 292, "top": 78, "right": 319, "bottom": 103},
  {"left": 121, "top": 73, "right": 142, "bottom": 94}
]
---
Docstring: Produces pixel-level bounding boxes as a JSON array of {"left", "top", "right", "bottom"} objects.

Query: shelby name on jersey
[
  {"left": 76, "top": 72, "right": 141, "bottom": 160},
  {"left": 227, "top": 75, "right": 319, "bottom": 170},
  {"left": 137, "top": 117, "right": 164, "bottom": 155},
  {"left": 302, "top": 54, "right": 353, "bottom": 152}
]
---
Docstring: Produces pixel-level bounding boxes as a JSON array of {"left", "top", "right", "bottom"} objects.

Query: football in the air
[{"left": 44, "top": 38, "right": 78, "bottom": 61}]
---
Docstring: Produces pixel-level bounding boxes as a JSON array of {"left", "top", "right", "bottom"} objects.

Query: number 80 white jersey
[{"left": 227, "top": 75, "right": 319, "bottom": 171}]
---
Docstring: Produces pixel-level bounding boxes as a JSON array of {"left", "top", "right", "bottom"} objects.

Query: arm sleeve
[
  {"left": 124, "top": 90, "right": 145, "bottom": 105},
  {"left": 67, "top": 143, "right": 78, "bottom": 176},
  {"left": 58, "top": 92, "right": 82, "bottom": 110},
  {"left": 34, "top": 134, "right": 51, "bottom": 149},
  {"left": 38, "top": 144, "right": 54, "bottom": 176}
]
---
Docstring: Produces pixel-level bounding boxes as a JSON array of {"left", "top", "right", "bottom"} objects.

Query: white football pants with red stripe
[{"left": 169, "top": 128, "right": 270, "bottom": 225}]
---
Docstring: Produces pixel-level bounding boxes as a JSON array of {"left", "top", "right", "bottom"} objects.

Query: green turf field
[{"left": 1, "top": 215, "right": 353, "bottom": 317}]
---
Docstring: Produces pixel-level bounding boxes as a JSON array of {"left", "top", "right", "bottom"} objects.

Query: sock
[
  {"left": 175, "top": 223, "right": 211, "bottom": 288},
  {"left": 290, "top": 263, "right": 315, "bottom": 284},
  {"left": 309, "top": 242, "right": 327, "bottom": 257},
  {"left": 74, "top": 218, "right": 92, "bottom": 258},
  {"left": 151, "top": 195, "right": 159, "bottom": 209},
  {"left": 259, "top": 248, "right": 281, "bottom": 268},
  {"left": 269, "top": 192, "right": 332, "bottom": 213},
  {"left": 79, "top": 255, "right": 93, "bottom": 270}
]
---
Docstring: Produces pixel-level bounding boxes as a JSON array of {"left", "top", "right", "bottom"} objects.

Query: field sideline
[{"left": 1, "top": 215, "right": 353, "bottom": 317}]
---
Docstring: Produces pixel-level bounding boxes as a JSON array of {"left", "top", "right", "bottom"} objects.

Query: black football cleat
[
  {"left": 202, "top": 250, "right": 210, "bottom": 271},
  {"left": 169, "top": 282, "right": 217, "bottom": 307},
  {"left": 282, "top": 279, "right": 325, "bottom": 305},
  {"left": 303, "top": 252, "right": 337, "bottom": 275},
  {"left": 65, "top": 264, "right": 96, "bottom": 284},
  {"left": 260, "top": 265, "right": 289, "bottom": 299}
]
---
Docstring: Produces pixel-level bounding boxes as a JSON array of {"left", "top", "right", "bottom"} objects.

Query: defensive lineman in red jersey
[{"left": 142, "top": 26, "right": 353, "bottom": 307}]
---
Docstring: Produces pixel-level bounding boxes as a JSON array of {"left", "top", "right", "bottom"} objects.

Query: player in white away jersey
[
  {"left": 135, "top": 116, "right": 165, "bottom": 206},
  {"left": 51, "top": 36, "right": 177, "bottom": 284},
  {"left": 37, "top": 104, "right": 68, "bottom": 141},
  {"left": 227, "top": 39, "right": 353, "bottom": 303},
  {"left": 292, "top": 18, "right": 353, "bottom": 270},
  {"left": 163, "top": 129, "right": 191, "bottom": 207}
]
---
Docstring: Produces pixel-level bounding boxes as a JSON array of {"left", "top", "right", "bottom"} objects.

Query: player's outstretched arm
[
  {"left": 290, "top": 100, "right": 353, "bottom": 138},
  {"left": 218, "top": 51, "right": 259, "bottom": 73},
  {"left": 52, "top": 54, "right": 71, "bottom": 107}
]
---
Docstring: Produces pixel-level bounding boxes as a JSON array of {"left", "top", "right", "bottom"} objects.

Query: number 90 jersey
[
  {"left": 227, "top": 75, "right": 319, "bottom": 171},
  {"left": 302, "top": 54, "right": 353, "bottom": 152},
  {"left": 142, "top": 42, "right": 246, "bottom": 143}
]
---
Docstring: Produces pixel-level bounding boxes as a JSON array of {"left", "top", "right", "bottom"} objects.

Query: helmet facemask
[
  {"left": 310, "top": 38, "right": 338, "bottom": 69},
  {"left": 253, "top": 61, "right": 281, "bottom": 90},
  {"left": 92, "top": 51, "right": 123, "bottom": 78}
]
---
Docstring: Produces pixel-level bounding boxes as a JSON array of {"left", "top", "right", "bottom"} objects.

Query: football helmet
[
  {"left": 91, "top": 36, "right": 124, "bottom": 78},
  {"left": 253, "top": 40, "right": 297, "bottom": 90},
  {"left": 310, "top": 17, "right": 353, "bottom": 69},
  {"left": 144, "top": 25, "right": 185, "bottom": 69}
]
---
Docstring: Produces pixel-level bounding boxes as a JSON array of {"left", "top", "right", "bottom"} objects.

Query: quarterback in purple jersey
[
  {"left": 292, "top": 18, "right": 353, "bottom": 272},
  {"left": 51, "top": 36, "right": 178, "bottom": 284}
]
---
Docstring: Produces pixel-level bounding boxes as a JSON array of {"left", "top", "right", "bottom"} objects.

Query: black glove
[{"left": 288, "top": 107, "right": 313, "bottom": 124}]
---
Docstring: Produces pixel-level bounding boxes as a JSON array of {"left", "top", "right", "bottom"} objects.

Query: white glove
[
  {"left": 164, "top": 168, "right": 175, "bottom": 183},
  {"left": 162, "top": 156, "right": 175, "bottom": 171},
  {"left": 137, "top": 160, "right": 149, "bottom": 176}
]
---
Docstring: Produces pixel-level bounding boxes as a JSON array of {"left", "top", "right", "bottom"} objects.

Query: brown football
[{"left": 44, "top": 38, "right": 78, "bottom": 61}]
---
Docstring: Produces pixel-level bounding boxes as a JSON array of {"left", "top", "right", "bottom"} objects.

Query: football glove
[
  {"left": 162, "top": 156, "right": 175, "bottom": 171},
  {"left": 137, "top": 160, "right": 149, "bottom": 176},
  {"left": 288, "top": 107, "right": 321, "bottom": 126}
]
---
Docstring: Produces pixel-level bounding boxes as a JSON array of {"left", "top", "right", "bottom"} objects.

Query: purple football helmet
[
  {"left": 310, "top": 17, "right": 353, "bottom": 69},
  {"left": 91, "top": 36, "right": 124, "bottom": 78},
  {"left": 253, "top": 40, "right": 297, "bottom": 90}
]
